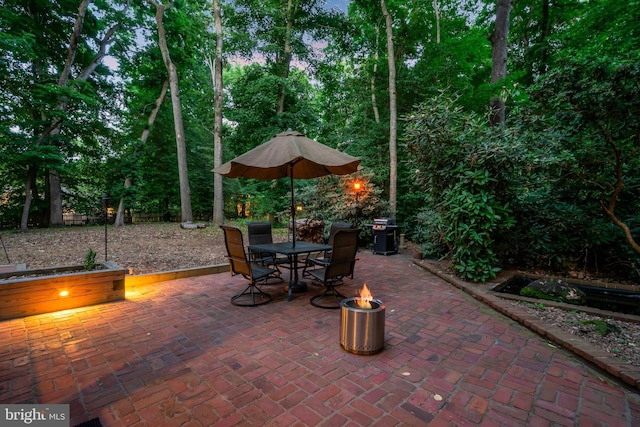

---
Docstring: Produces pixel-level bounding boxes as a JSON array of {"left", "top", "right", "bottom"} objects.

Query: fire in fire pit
[
  {"left": 355, "top": 283, "right": 373, "bottom": 309},
  {"left": 340, "top": 284, "right": 385, "bottom": 355}
]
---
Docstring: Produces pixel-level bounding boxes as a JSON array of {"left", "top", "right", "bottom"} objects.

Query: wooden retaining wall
[{"left": 0, "top": 262, "right": 125, "bottom": 320}]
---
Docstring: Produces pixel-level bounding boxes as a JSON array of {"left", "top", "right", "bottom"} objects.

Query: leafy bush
[
  {"left": 404, "top": 67, "right": 640, "bottom": 283},
  {"left": 442, "top": 168, "right": 514, "bottom": 282},
  {"left": 404, "top": 92, "right": 517, "bottom": 282},
  {"left": 295, "top": 173, "right": 385, "bottom": 239},
  {"left": 409, "top": 205, "right": 447, "bottom": 259}
]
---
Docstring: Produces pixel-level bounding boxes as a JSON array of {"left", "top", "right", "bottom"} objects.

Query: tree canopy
[{"left": 1, "top": 0, "right": 638, "bottom": 282}]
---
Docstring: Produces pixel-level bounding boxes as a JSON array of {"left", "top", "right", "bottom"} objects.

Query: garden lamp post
[
  {"left": 353, "top": 180, "right": 363, "bottom": 229},
  {"left": 102, "top": 194, "right": 110, "bottom": 262}
]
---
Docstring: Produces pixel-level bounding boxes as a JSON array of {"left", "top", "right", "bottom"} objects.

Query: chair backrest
[
  {"left": 326, "top": 228, "right": 359, "bottom": 279},
  {"left": 328, "top": 222, "right": 353, "bottom": 245},
  {"left": 247, "top": 222, "right": 274, "bottom": 246},
  {"left": 220, "top": 225, "right": 251, "bottom": 277}
]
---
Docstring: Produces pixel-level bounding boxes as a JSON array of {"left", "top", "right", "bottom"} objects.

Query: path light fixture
[{"left": 102, "top": 194, "right": 110, "bottom": 262}]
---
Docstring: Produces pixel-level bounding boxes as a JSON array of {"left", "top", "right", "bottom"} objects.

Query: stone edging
[{"left": 413, "top": 259, "right": 640, "bottom": 391}]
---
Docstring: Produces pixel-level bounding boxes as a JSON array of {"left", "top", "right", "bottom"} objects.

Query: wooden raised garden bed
[{"left": 0, "top": 261, "right": 126, "bottom": 321}]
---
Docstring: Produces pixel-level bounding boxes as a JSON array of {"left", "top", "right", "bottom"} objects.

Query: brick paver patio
[{"left": 1, "top": 251, "right": 639, "bottom": 426}]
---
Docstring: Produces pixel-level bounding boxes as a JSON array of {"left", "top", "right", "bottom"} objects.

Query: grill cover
[{"left": 372, "top": 225, "right": 398, "bottom": 255}]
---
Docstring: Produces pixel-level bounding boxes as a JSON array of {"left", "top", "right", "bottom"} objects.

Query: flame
[{"left": 356, "top": 283, "right": 373, "bottom": 309}]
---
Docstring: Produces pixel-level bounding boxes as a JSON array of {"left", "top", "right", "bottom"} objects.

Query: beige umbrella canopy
[
  {"left": 213, "top": 129, "right": 361, "bottom": 246},
  {"left": 214, "top": 129, "right": 361, "bottom": 179}
]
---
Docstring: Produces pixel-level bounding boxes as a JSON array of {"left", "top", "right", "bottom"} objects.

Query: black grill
[{"left": 371, "top": 218, "right": 398, "bottom": 255}]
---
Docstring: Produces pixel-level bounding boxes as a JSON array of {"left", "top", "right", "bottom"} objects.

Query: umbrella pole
[{"left": 290, "top": 166, "right": 296, "bottom": 248}]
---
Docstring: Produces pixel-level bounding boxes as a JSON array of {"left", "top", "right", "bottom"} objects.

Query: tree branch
[
  {"left": 599, "top": 128, "right": 640, "bottom": 255},
  {"left": 35, "top": 119, "right": 64, "bottom": 147},
  {"left": 77, "top": 0, "right": 131, "bottom": 80},
  {"left": 59, "top": 0, "right": 91, "bottom": 87},
  {"left": 77, "top": 23, "right": 120, "bottom": 80}
]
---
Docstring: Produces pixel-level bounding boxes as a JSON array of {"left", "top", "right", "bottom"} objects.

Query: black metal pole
[
  {"left": 355, "top": 193, "right": 360, "bottom": 249},
  {"left": 355, "top": 193, "right": 359, "bottom": 229},
  {"left": 0, "top": 234, "right": 10, "bottom": 264},
  {"left": 102, "top": 194, "right": 109, "bottom": 262},
  {"left": 104, "top": 210, "right": 107, "bottom": 262},
  {"left": 290, "top": 164, "right": 296, "bottom": 248}
]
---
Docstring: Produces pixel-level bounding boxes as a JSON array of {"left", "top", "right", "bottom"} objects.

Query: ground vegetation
[{"left": 513, "top": 301, "right": 640, "bottom": 368}]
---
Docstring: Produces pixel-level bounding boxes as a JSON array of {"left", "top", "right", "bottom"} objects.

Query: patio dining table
[{"left": 248, "top": 241, "right": 331, "bottom": 301}]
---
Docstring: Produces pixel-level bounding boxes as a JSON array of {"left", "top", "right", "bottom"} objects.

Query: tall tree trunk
[
  {"left": 489, "top": 0, "right": 512, "bottom": 126},
  {"left": 114, "top": 178, "right": 132, "bottom": 226},
  {"left": 46, "top": 0, "right": 123, "bottom": 227},
  {"left": 48, "top": 170, "right": 64, "bottom": 226},
  {"left": 115, "top": 80, "right": 169, "bottom": 226},
  {"left": 433, "top": 0, "right": 441, "bottom": 44},
  {"left": 42, "top": 174, "right": 50, "bottom": 227},
  {"left": 276, "top": 0, "right": 297, "bottom": 114},
  {"left": 148, "top": 0, "right": 193, "bottom": 223},
  {"left": 212, "top": 0, "right": 225, "bottom": 225},
  {"left": 371, "top": 22, "right": 381, "bottom": 123},
  {"left": 20, "top": 166, "right": 38, "bottom": 232},
  {"left": 381, "top": 0, "right": 397, "bottom": 218},
  {"left": 20, "top": 118, "right": 62, "bottom": 232},
  {"left": 47, "top": 170, "right": 64, "bottom": 226},
  {"left": 21, "top": 1, "right": 124, "bottom": 230},
  {"left": 538, "top": 0, "right": 550, "bottom": 76},
  {"left": 47, "top": 0, "right": 92, "bottom": 226}
]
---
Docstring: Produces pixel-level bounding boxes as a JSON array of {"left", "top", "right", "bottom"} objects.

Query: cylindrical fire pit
[{"left": 340, "top": 297, "right": 385, "bottom": 355}]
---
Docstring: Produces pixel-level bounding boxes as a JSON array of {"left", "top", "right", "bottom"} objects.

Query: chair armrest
[{"left": 307, "top": 257, "right": 329, "bottom": 267}]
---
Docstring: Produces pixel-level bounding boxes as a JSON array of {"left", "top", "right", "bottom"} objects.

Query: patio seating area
[{"left": 1, "top": 251, "right": 639, "bottom": 426}]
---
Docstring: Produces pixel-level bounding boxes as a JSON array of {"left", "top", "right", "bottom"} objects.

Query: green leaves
[
  {"left": 441, "top": 171, "right": 513, "bottom": 282},
  {"left": 405, "top": 92, "right": 516, "bottom": 282}
]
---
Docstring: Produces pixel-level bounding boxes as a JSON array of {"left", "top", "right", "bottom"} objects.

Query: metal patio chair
[
  {"left": 220, "top": 225, "right": 277, "bottom": 306},
  {"left": 247, "top": 222, "right": 289, "bottom": 279},
  {"left": 303, "top": 221, "right": 353, "bottom": 278},
  {"left": 308, "top": 228, "right": 359, "bottom": 309}
]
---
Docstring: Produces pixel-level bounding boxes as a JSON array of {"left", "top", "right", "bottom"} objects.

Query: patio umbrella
[{"left": 213, "top": 129, "right": 361, "bottom": 246}]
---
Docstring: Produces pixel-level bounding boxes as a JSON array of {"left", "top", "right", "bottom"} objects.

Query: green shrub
[
  {"left": 579, "top": 320, "right": 621, "bottom": 337},
  {"left": 410, "top": 205, "right": 447, "bottom": 259},
  {"left": 404, "top": 94, "right": 518, "bottom": 282},
  {"left": 84, "top": 248, "right": 97, "bottom": 271}
]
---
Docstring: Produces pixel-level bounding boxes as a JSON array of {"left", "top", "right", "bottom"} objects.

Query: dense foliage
[
  {"left": 1, "top": 0, "right": 638, "bottom": 282},
  {"left": 404, "top": 93, "right": 518, "bottom": 281}
]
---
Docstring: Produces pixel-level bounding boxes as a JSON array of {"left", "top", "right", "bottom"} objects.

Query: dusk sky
[{"left": 326, "top": 0, "right": 349, "bottom": 12}]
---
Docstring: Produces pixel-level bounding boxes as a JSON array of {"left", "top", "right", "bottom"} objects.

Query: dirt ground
[
  {"left": 0, "top": 222, "right": 254, "bottom": 275},
  {"left": 1, "top": 222, "right": 638, "bottom": 368}
]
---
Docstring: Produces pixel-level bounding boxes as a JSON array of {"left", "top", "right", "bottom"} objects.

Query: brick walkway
[{"left": 1, "top": 252, "right": 639, "bottom": 426}]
